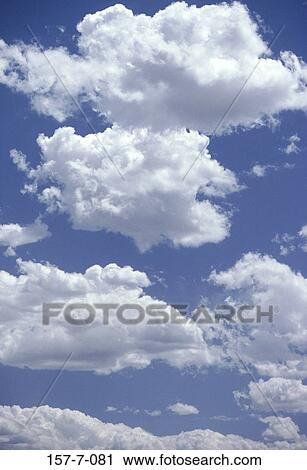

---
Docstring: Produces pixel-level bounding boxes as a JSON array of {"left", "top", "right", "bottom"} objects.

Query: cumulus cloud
[
  {"left": 281, "top": 134, "right": 301, "bottom": 155},
  {"left": 168, "top": 402, "right": 199, "bottom": 416},
  {"left": 0, "top": 3, "right": 307, "bottom": 131},
  {"left": 250, "top": 164, "right": 271, "bottom": 177},
  {"left": 0, "top": 258, "right": 222, "bottom": 374},
  {"left": 209, "top": 253, "right": 307, "bottom": 379},
  {"left": 3, "top": 2, "right": 306, "bottom": 252},
  {"left": 0, "top": 218, "right": 50, "bottom": 250},
  {"left": 260, "top": 416, "right": 301, "bottom": 442},
  {"left": 12, "top": 126, "right": 240, "bottom": 251},
  {"left": 236, "top": 378, "right": 307, "bottom": 414},
  {"left": 0, "top": 405, "right": 295, "bottom": 450}
]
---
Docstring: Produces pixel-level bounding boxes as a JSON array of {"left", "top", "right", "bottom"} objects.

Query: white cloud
[
  {"left": 260, "top": 416, "right": 301, "bottom": 442},
  {"left": 1, "top": 405, "right": 307, "bottom": 449},
  {"left": 250, "top": 164, "right": 270, "bottom": 177},
  {"left": 0, "top": 405, "right": 294, "bottom": 449},
  {"left": 12, "top": 126, "right": 240, "bottom": 251},
  {"left": 236, "top": 378, "right": 307, "bottom": 414},
  {"left": 0, "top": 218, "right": 50, "bottom": 249},
  {"left": 0, "top": 3, "right": 307, "bottom": 131},
  {"left": 272, "top": 232, "right": 296, "bottom": 256},
  {"left": 4, "top": 246, "right": 16, "bottom": 258},
  {"left": 145, "top": 410, "right": 162, "bottom": 417},
  {"left": 10, "top": 149, "right": 30, "bottom": 173},
  {"left": 281, "top": 134, "right": 301, "bottom": 155},
  {"left": 249, "top": 162, "right": 294, "bottom": 178},
  {"left": 3, "top": 252, "right": 303, "bottom": 380},
  {"left": 0, "top": 259, "right": 222, "bottom": 374},
  {"left": 210, "top": 415, "right": 239, "bottom": 423},
  {"left": 105, "top": 406, "right": 117, "bottom": 413},
  {"left": 299, "top": 225, "right": 307, "bottom": 252},
  {"left": 273, "top": 225, "right": 307, "bottom": 255},
  {"left": 168, "top": 402, "right": 199, "bottom": 416},
  {"left": 209, "top": 253, "right": 307, "bottom": 378},
  {"left": 106, "top": 406, "right": 161, "bottom": 416}
]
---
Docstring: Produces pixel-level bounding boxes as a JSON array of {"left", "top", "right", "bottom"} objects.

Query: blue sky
[{"left": 0, "top": 0, "right": 307, "bottom": 449}]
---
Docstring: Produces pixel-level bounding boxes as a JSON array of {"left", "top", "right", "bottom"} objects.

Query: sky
[{"left": 0, "top": 0, "right": 307, "bottom": 450}]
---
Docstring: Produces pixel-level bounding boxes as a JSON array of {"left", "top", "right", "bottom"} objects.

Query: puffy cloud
[
  {"left": 0, "top": 218, "right": 50, "bottom": 249},
  {"left": 0, "top": 405, "right": 286, "bottom": 449},
  {"left": 260, "top": 416, "right": 301, "bottom": 442},
  {"left": 168, "top": 402, "right": 199, "bottom": 416},
  {"left": 281, "top": 134, "right": 301, "bottom": 155},
  {"left": 209, "top": 253, "right": 307, "bottom": 378},
  {"left": 13, "top": 126, "right": 240, "bottom": 251},
  {"left": 3, "top": 247, "right": 17, "bottom": 258},
  {"left": 250, "top": 164, "right": 270, "bottom": 177},
  {"left": 0, "top": 258, "right": 221, "bottom": 374},
  {"left": 0, "top": 3, "right": 307, "bottom": 131},
  {"left": 236, "top": 378, "right": 307, "bottom": 414}
]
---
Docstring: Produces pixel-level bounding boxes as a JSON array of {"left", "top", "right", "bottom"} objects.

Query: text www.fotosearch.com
[{"left": 122, "top": 453, "right": 262, "bottom": 466}]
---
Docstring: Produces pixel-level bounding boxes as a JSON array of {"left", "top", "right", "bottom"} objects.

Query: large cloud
[
  {"left": 236, "top": 378, "right": 307, "bottom": 414},
  {"left": 11, "top": 126, "right": 239, "bottom": 251},
  {"left": 0, "top": 3, "right": 307, "bottom": 131},
  {"left": 208, "top": 253, "right": 307, "bottom": 379},
  {"left": 0, "top": 258, "right": 222, "bottom": 374},
  {"left": 2, "top": 405, "right": 306, "bottom": 450}
]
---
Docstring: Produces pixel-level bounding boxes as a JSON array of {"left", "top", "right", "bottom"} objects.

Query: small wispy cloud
[
  {"left": 105, "top": 406, "right": 161, "bottom": 417},
  {"left": 210, "top": 415, "right": 239, "bottom": 422},
  {"left": 280, "top": 134, "right": 301, "bottom": 155},
  {"left": 248, "top": 162, "right": 295, "bottom": 178},
  {"left": 273, "top": 224, "right": 307, "bottom": 255}
]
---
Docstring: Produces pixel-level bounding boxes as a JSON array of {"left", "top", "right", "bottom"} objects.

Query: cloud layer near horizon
[{"left": 1, "top": 405, "right": 306, "bottom": 450}]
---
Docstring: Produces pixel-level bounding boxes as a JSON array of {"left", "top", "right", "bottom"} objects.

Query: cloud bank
[{"left": 2, "top": 405, "right": 306, "bottom": 450}]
